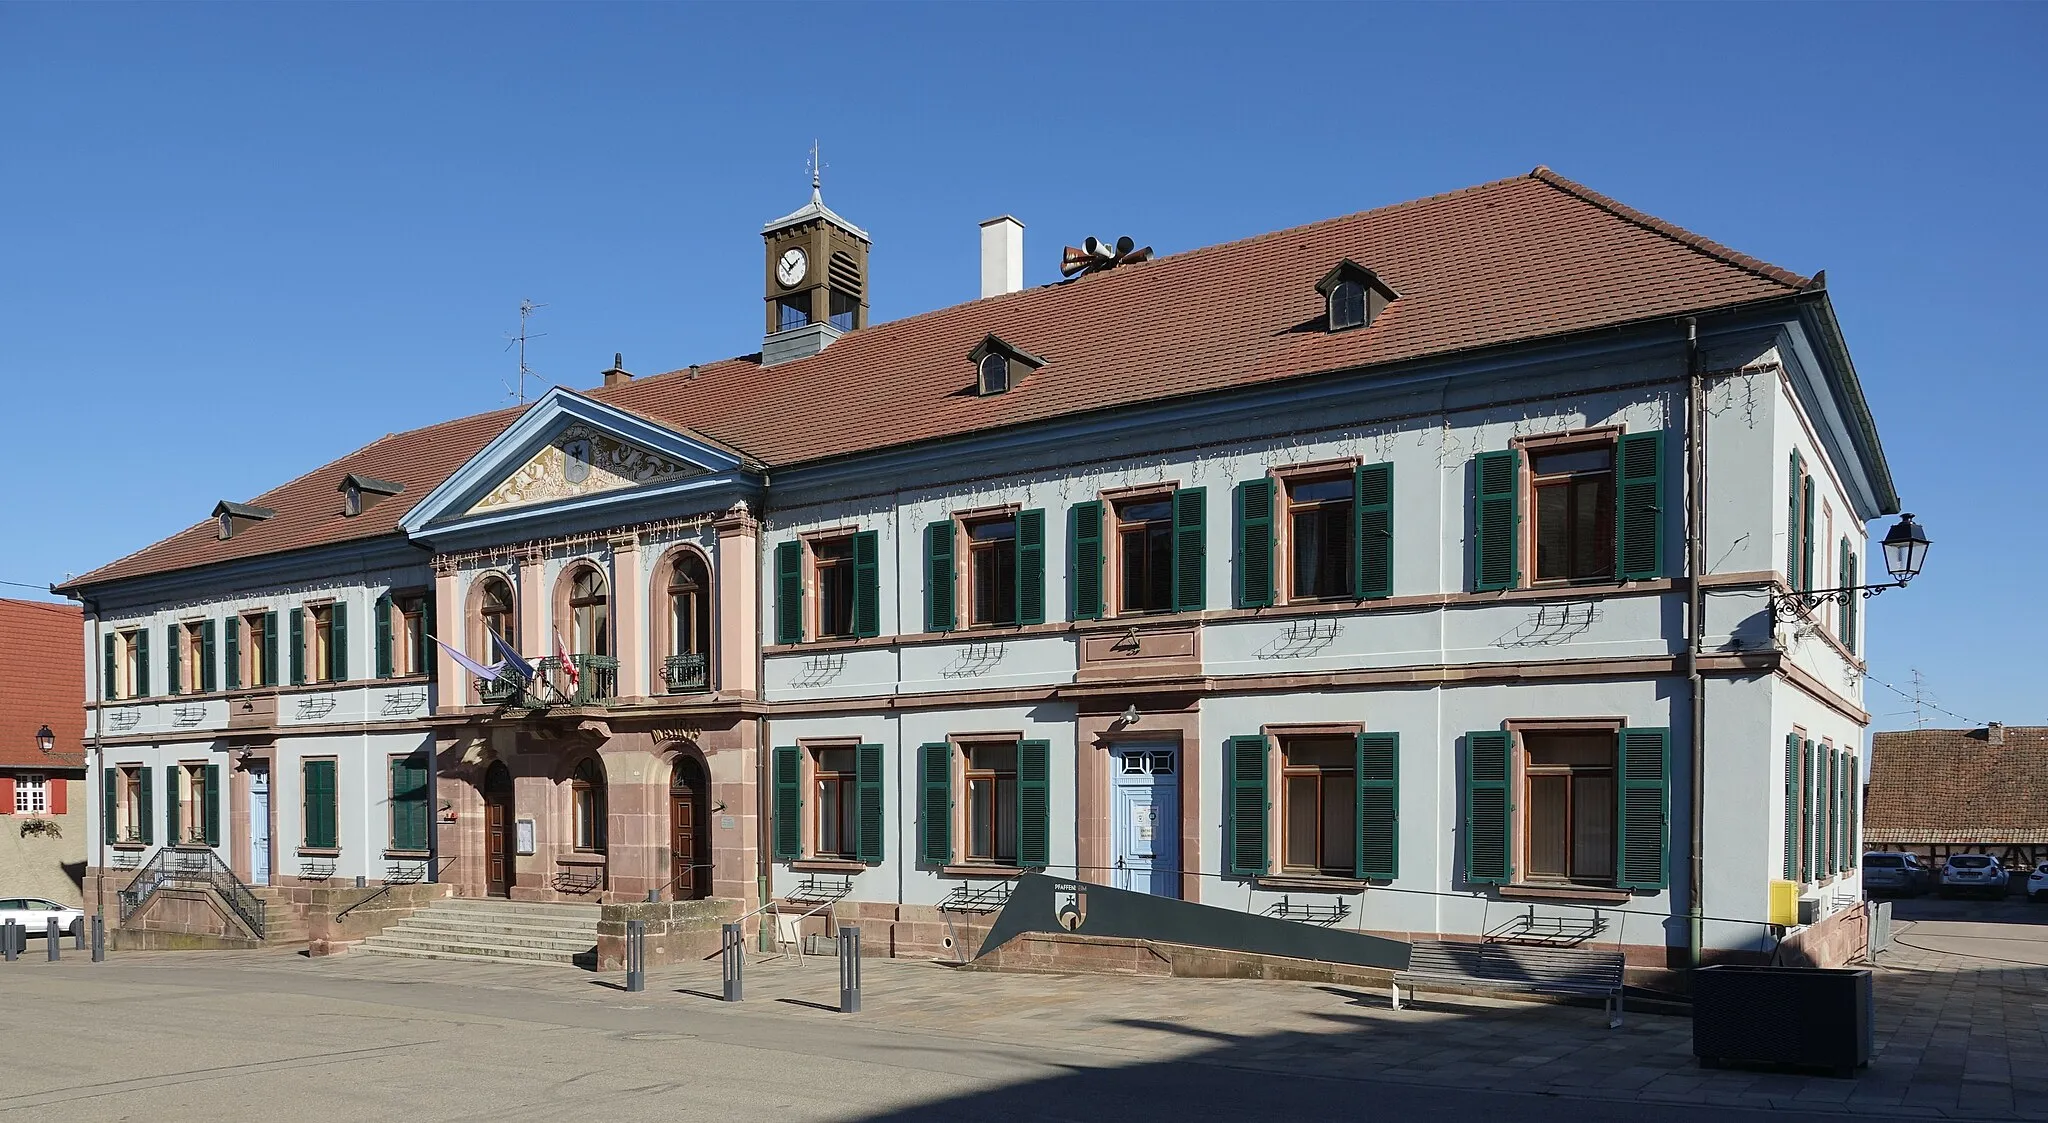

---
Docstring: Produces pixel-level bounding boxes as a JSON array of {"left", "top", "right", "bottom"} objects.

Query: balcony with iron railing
[
  {"left": 533, "top": 654, "right": 618, "bottom": 707},
  {"left": 477, "top": 671, "right": 528, "bottom": 707},
  {"left": 663, "top": 652, "right": 710, "bottom": 695}
]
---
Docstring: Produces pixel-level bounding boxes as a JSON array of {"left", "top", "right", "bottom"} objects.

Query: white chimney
[
  {"left": 980, "top": 215, "right": 1024, "bottom": 298},
  {"left": 1988, "top": 722, "right": 2005, "bottom": 746}
]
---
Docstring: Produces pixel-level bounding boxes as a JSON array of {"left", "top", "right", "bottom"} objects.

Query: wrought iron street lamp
[
  {"left": 35, "top": 724, "right": 54, "bottom": 754},
  {"left": 1771, "top": 513, "right": 1930, "bottom": 622}
]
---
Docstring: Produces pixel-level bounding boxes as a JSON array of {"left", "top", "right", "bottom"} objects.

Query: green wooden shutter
[
  {"left": 1472, "top": 450, "right": 1520, "bottom": 592},
  {"left": 304, "top": 760, "right": 337, "bottom": 849},
  {"left": 1799, "top": 739, "right": 1815, "bottom": 882},
  {"left": 1016, "top": 739, "right": 1051, "bottom": 869},
  {"left": 289, "top": 608, "right": 306, "bottom": 685},
  {"left": 1236, "top": 478, "right": 1275, "bottom": 609},
  {"left": 924, "top": 521, "right": 956, "bottom": 632},
  {"left": 1463, "top": 730, "right": 1512, "bottom": 884},
  {"left": 919, "top": 742, "right": 953, "bottom": 865},
  {"left": 331, "top": 601, "right": 349, "bottom": 681},
  {"left": 201, "top": 620, "right": 218, "bottom": 692},
  {"left": 166, "top": 624, "right": 182, "bottom": 696},
  {"left": 203, "top": 764, "right": 222, "bottom": 846},
  {"left": 1615, "top": 431, "right": 1664, "bottom": 581},
  {"left": 1225, "top": 734, "right": 1269, "bottom": 876},
  {"left": 420, "top": 594, "right": 436, "bottom": 679},
  {"left": 102, "top": 770, "right": 117, "bottom": 844},
  {"left": 851, "top": 531, "right": 881, "bottom": 638},
  {"left": 225, "top": 616, "right": 242, "bottom": 690},
  {"left": 103, "top": 634, "right": 117, "bottom": 701},
  {"left": 1171, "top": 486, "right": 1206, "bottom": 613},
  {"left": 1800, "top": 476, "right": 1816, "bottom": 592},
  {"left": 1782, "top": 733, "right": 1801, "bottom": 881},
  {"left": 1071, "top": 501, "right": 1105, "bottom": 620},
  {"left": 137, "top": 767, "right": 153, "bottom": 845},
  {"left": 165, "top": 765, "right": 181, "bottom": 845},
  {"left": 390, "top": 755, "right": 427, "bottom": 850},
  {"left": 1830, "top": 748, "right": 1843, "bottom": 874},
  {"left": 1848, "top": 755, "right": 1860, "bottom": 869},
  {"left": 135, "top": 628, "right": 150, "bottom": 697},
  {"left": 1355, "top": 462, "right": 1394, "bottom": 600},
  {"left": 774, "top": 541, "right": 803, "bottom": 645},
  {"left": 856, "top": 743, "right": 884, "bottom": 864},
  {"left": 771, "top": 746, "right": 801, "bottom": 860},
  {"left": 1016, "top": 509, "right": 1045, "bottom": 625},
  {"left": 1786, "top": 451, "right": 1803, "bottom": 585},
  {"left": 261, "top": 611, "right": 278, "bottom": 687},
  {"left": 1840, "top": 541, "right": 1858, "bottom": 650},
  {"left": 1615, "top": 727, "right": 1670, "bottom": 891},
  {"left": 374, "top": 593, "right": 394, "bottom": 678},
  {"left": 1356, "top": 732, "right": 1399, "bottom": 880}
]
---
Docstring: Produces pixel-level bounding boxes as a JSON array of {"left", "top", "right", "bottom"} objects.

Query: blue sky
[{"left": 2, "top": 4, "right": 2039, "bottom": 731}]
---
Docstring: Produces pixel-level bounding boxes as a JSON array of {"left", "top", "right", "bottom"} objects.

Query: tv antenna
[{"left": 503, "top": 299, "right": 547, "bottom": 404}]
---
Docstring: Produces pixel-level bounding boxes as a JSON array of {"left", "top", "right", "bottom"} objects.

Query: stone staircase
[
  {"left": 249, "top": 887, "right": 309, "bottom": 946},
  {"left": 352, "top": 898, "right": 601, "bottom": 968}
]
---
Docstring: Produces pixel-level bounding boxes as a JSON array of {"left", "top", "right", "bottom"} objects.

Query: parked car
[
  {"left": 1938, "top": 854, "right": 2010, "bottom": 899},
  {"left": 0, "top": 897, "right": 85, "bottom": 948},
  {"left": 1862, "top": 851, "right": 1933, "bottom": 897},
  {"left": 2028, "top": 863, "right": 2048, "bottom": 903}
]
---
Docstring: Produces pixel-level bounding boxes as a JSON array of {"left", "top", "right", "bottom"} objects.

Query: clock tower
[{"left": 760, "top": 162, "right": 870, "bottom": 366}]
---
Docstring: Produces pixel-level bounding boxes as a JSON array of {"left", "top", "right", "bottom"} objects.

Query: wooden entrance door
[
  {"left": 670, "top": 756, "right": 708, "bottom": 900},
  {"left": 484, "top": 762, "right": 514, "bottom": 898}
]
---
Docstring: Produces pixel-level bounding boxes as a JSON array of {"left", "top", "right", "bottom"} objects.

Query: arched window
[
  {"left": 478, "top": 576, "right": 515, "bottom": 653},
  {"left": 1329, "top": 279, "right": 1366, "bottom": 330},
  {"left": 663, "top": 552, "right": 713, "bottom": 694},
  {"left": 572, "top": 758, "right": 607, "bottom": 851},
  {"left": 568, "top": 567, "right": 610, "bottom": 656}
]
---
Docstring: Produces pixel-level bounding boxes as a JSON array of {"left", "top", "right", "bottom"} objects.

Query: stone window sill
[
  {"left": 940, "top": 864, "right": 1024, "bottom": 878},
  {"left": 382, "top": 849, "right": 430, "bottom": 861},
  {"left": 791, "top": 858, "right": 868, "bottom": 874},
  {"left": 297, "top": 847, "right": 341, "bottom": 858},
  {"left": 558, "top": 853, "right": 607, "bottom": 868},
  {"left": 111, "top": 842, "right": 147, "bottom": 851},
  {"left": 1497, "top": 883, "right": 1633, "bottom": 905},
  {"left": 1257, "top": 875, "right": 1367, "bottom": 894}
]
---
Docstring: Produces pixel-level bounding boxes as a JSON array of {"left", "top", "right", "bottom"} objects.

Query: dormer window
[
  {"left": 967, "top": 334, "right": 1047, "bottom": 397},
  {"left": 212, "top": 500, "right": 276, "bottom": 541},
  {"left": 1315, "top": 259, "right": 1399, "bottom": 333},
  {"left": 339, "top": 473, "right": 404, "bottom": 518}
]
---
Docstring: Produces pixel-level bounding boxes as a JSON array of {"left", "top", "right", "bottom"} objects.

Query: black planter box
[{"left": 1692, "top": 964, "right": 1873, "bottom": 1074}]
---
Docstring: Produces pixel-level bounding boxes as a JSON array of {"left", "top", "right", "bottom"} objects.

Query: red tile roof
[
  {"left": 0, "top": 600, "right": 85, "bottom": 769},
  {"left": 67, "top": 167, "right": 1811, "bottom": 590},
  {"left": 1865, "top": 727, "right": 2048, "bottom": 845}
]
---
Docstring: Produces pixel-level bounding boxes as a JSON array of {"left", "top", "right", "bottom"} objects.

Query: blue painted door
[
  {"left": 1112, "top": 745, "right": 1180, "bottom": 898},
  {"left": 248, "top": 765, "right": 271, "bottom": 886}
]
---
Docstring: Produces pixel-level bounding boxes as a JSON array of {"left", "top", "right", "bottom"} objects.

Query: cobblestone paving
[{"left": 67, "top": 914, "right": 2048, "bottom": 1121}]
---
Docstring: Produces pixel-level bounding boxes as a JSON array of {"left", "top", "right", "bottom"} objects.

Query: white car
[
  {"left": 0, "top": 897, "right": 85, "bottom": 946},
  {"left": 1938, "top": 854, "right": 2010, "bottom": 899},
  {"left": 2028, "top": 863, "right": 2048, "bottom": 903}
]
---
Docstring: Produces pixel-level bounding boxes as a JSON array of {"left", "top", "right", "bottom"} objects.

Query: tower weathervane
[{"left": 807, "top": 139, "right": 823, "bottom": 200}]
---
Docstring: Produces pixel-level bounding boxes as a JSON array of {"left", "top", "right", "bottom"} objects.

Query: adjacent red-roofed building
[{"left": 0, "top": 598, "right": 87, "bottom": 906}]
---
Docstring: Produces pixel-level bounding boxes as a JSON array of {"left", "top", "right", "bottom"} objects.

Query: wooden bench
[{"left": 1392, "top": 940, "right": 1627, "bottom": 1028}]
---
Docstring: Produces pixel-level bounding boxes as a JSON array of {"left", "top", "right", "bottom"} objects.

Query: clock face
[{"left": 776, "top": 248, "right": 808, "bottom": 288}]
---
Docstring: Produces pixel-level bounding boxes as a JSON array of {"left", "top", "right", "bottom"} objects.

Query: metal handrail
[
  {"left": 118, "top": 847, "right": 266, "bottom": 940},
  {"left": 645, "top": 860, "right": 715, "bottom": 902},
  {"left": 335, "top": 857, "right": 453, "bottom": 922}
]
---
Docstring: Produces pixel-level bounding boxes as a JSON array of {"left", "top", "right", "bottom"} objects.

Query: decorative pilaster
[
  {"left": 518, "top": 550, "right": 546, "bottom": 662},
  {"left": 714, "top": 503, "right": 760, "bottom": 699},
  {"left": 611, "top": 536, "right": 645, "bottom": 700},
  {"left": 433, "top": 568, "right": 461, "bottom": 706}
]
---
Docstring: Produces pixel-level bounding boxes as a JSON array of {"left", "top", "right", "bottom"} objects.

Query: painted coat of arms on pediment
[{"left": 469, "top": 423, "right": 702, "bottom": 513}]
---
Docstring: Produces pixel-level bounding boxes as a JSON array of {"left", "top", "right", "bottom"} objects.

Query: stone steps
[{"left": 353, "top": 897, "right": 600, "bottom": 969}]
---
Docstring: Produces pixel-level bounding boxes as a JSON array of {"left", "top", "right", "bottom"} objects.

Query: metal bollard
[
  {"left": 838, "top": 925, "right": 861, "bottom": 1014},
  {"left": 47, "top": 917, "right": 59, "bottom": 961},
  {"left": 355, "top": 875, "right": 367, "bottom": 888},
  {"left": 91, "top": 916, "right": 106, "bottom": 962},
  {"left": 3, "top": 919, "right": 16, "bottom": 962},
  {"left": 721, "top": 921, "right": 743, "bottom": 1002},
  {"left": 625, "top": 919, "right": 645, "bottom": 993}
]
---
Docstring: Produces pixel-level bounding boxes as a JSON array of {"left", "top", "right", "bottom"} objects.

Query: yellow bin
[{"left": 1768, "top": 879, "right": 1799, "bottom": 927}]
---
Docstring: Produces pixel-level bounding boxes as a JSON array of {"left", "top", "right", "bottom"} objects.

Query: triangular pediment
[
  {"left": 467, "top": 422, "right": 702, "bottom": 515},
  {"left": 400, "top": 387, "right": 757, "bottom": 538}
]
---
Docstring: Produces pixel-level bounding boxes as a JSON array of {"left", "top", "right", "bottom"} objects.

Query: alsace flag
[
  {"left": 431, "top": 636, "right": 502, "bottom": 683},
  {"left": 553, "top": 627, "right": 580, "bottom": 687},
  {"left": 490, "top": 632, "right": 535, "bottom": 683}
]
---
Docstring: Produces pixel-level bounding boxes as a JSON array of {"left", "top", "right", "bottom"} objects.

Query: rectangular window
[
  {"left": 395, "top": 596, "right": 427, "bottom": 676},
  {"left": 967, "top": 517, "right": 1018, "bottom": 627},
  {"left": 963, "top": 742, "right": 1018, "bottom": 864},
  {"left": 1531, "top": 446, "right": 1616, "bottom": 583},
  {"left": 1280, "top": 735, "right": 1355, "bottom": 875},
  {"left": 1286, "top": 476, "right": 1354, "bottom": 600},
  {"left": 777, "top": 295, "right": 809, "bottom": 331},
  {"left": 1116, "top": 498, "right": 1175, "bottom": 614},
  {"left": 829, "top": 290, "right": 858, "bottom": 332},
  {"left": 14, "top": 774, "right": 46, "bottom": 815},
  {"left": 183, "top": 623, "right": 207, "bottom": 693},
  {"left": 303, "top": 759, "right": 338, "bottom": 849},
  {"left": 118, "top": 766, "right": 145, "bottom": 842},
  {"left": 121, "top": 630, "right": 144, "bottom": 698},
  {"left": 176, "top": 763, "right": 211, "bottom": 845},
  {"left": 813, "top": 747, "right": 858, "bottom": 859},
  {"left": 310, "top": 604, "right": 335, "bottom": 683},
  {"left": 1521, "top": 732, "right": 1616, "bottom": 883},
  {"left": 241, "top": 612, "right": 270, "bottom": 687},
  {"left": 389, "top": 755, "right": 429, "bottom": 851},
  {"left": 812, "top": 538, "right": 856, "bottom": 639}
]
